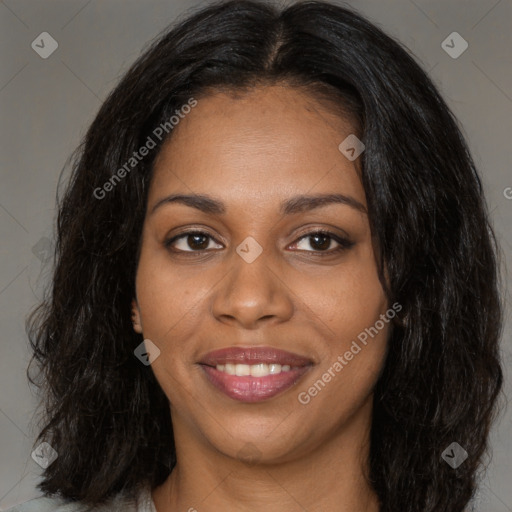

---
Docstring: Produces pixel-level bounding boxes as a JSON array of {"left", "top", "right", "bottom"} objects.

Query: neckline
[{"left": 138, "top": 485, "right": 157, "bottom": 512}]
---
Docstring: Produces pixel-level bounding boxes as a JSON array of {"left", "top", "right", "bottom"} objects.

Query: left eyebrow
[
  {"left": 150, "top": 192, "right": 367, "bottom": 216},
  {"left": 281, "top": 193, "right": 367, "bottom": 215}
]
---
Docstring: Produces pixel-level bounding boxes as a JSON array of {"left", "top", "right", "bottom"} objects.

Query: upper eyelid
[{"left": 166, "top": 229, "right": 351, "bottom": 250}]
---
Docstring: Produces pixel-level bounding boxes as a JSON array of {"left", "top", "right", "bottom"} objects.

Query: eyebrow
[{"left": 150, "top": 192, "right": 367, "bottom": 216}]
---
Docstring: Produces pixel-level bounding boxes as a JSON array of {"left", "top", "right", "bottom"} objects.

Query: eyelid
[
  {"left": 164, "top": 227, "right": 354, "bottom": 255},
  {"left": 292, "top": 229, "right": 354, "bottom": 251},
  {"left": 165, "top": 229, "right": 222, "bottom": 252}
]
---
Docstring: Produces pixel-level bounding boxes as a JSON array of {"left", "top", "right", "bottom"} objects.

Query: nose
[{"left": 211, "top": 247, "right": 294, "bottom": 329}]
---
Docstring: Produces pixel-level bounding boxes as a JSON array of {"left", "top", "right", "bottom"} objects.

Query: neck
[{"left": 152, "top": 396, "right": 380, "bottom": 512}]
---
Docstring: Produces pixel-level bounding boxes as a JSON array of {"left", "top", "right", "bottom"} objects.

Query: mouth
[{"left": 197, "top": 346, "right": 314, "bottom": 403}]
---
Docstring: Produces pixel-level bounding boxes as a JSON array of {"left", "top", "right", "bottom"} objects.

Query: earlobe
[{"left": 131, "top": 299, "right": 143, "bottom": 334}]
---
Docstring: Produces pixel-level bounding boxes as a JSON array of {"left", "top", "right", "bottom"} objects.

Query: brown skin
[{"left": 131, "top": 84, "right": 389, "bottom": 512}]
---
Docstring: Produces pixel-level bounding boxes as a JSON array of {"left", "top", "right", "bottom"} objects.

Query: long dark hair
[{"left": 27, "top": 1, "right": 503, "bottom": 510}]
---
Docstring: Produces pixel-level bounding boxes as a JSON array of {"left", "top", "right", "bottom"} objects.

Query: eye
[
  {"left": 165, "top": 229, "right": 353, "bottom": 256},
  {"left": 291, "top": 230, "right": 354, "bottom": 254},
  {"left": 165, "top": 230, "right": 223, "bottom": 252}
]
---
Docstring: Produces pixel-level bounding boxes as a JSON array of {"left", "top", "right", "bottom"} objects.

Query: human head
[{"left": 27, "top": 1, "right": 503, "bottom": 511}]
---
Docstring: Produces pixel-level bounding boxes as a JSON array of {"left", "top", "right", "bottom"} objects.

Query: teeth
[
  {"left": 215, "top": 363, "right": 293, "bottom": 376},
  {"left": 269, "top": 363, "right": 280, "bottom": 374},
  {"left": 251, "top": 364, "right": 269, "bottom": 377},
  {"left": 224, "top": 363, "right": 235, "bottom": 375},
  {"left": 235, "top": 364, "right": 251, "bottom": 376}
]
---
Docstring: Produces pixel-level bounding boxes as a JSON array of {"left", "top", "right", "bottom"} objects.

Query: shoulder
[
  {"left": 4, "top": 487, "right": 155, "bottom": 512},
  {"left": 3, "top": 496, "right": 82, "bottom": 512}
]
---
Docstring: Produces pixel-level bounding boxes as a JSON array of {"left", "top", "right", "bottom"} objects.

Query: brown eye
[
  {"left": 292, "top": 230, "right": 354, "bottom": 254},
  {"left": 165, "top": 231, "right": 223, "bottom": 252},
  {"left": 164, "top": 229, "right": 353, "bottom": 256}
]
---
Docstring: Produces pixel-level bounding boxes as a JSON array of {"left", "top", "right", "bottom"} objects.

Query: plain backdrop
[{"left": 0, "top": 0, "right": 511, "bottom": 510}]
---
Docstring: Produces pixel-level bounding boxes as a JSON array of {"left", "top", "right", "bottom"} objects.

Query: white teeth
[
  {"left": 235, "top": 364, "right": 251, "bottom": 376},
  {"left": 224, "top": 363, "right": 236, "bottom": 375},
  {"left": 269, "top": 363, "right": 281, "bottom": 374},
  {"left": 215, "top": 363, "right": 293, "bottom": 376},
  {"left": 251, "top": 364, "right": 269, "bottom": 377}
]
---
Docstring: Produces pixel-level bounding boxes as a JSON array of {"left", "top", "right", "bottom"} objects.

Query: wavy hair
[{"left": 27, "top": 1, "right": 503, "bottom": 510}]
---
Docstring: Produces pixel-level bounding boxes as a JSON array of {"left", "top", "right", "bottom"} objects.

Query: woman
[{"left": 10, "top": 0, "right": 503, "bottom": 511}]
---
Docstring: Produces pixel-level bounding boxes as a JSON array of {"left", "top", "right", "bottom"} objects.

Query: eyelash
[{"left": 164, "top": 229, "right": 354, "bottom": 256}]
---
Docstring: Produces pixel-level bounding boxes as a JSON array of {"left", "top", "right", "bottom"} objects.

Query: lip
[
  {"left": 198, "top": 346, "right": 313, "bottom": 367},
  {"left": 200, "top": 364, "right": 313, "bottom": 402},
  {"left": 198, "top": 346, "right": 314, "bottom": 403}
]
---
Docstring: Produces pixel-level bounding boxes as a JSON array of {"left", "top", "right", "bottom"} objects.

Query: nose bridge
[
  {"left": 232, "top": 239, "right": 273, "bottom": 291},
  {"left": 211, "top": 238, "right": 293, "bottom": 327}
]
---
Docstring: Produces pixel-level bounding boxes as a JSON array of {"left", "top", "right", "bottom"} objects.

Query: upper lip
[{"left": 198, "top": 346, "right": 314, "bottom": 367}]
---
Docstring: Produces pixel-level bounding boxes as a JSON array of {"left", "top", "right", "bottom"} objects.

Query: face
[{"left": 132, "top": 84, "right": 391, "bottom": 464}]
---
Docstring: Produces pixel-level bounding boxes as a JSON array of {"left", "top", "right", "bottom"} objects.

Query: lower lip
[{"left": 199, "top": 364, "right": 312, "bottom": 402}]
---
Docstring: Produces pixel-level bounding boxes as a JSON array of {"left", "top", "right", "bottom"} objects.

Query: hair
[{"left": 26, "top": 1, "right": 504, "bottom": 511}]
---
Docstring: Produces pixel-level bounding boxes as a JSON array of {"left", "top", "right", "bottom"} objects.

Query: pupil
[
  {"left": 189, "top": 234, "right": 208, "bottom": 250},
  {"left": 311, "top": 234, "right": 330, "bottom": 250}
]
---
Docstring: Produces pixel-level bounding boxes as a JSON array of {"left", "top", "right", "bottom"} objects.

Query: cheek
[
  {"left": 293, "top": 248, "right": 389, "bottom": 402},
  {"left": 134, "top": 245, "right": 206, "bottom": 342},
  {"left": 133, "top": 257, "right": 203, "bottom": 404},
  {"left": 332, "top": 272, "right": 387, "bottom": 345},
  {"left": 296, "top": 246, "right": 388, "bottom": 347}
]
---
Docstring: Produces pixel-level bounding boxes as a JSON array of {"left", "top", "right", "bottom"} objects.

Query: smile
[
  {"left": 198, "top": 346, "right": 314, "bottom": 402},
  {"left": 215, "top": 362, "right": 294, "bottom": 376},
  {"left": 200, "top": 364, "right": 312, "bottom": 402}
]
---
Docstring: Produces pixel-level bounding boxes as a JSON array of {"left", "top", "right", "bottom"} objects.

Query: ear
[{"left": 131, "top": 298, "right": 143, "bottom": 334}]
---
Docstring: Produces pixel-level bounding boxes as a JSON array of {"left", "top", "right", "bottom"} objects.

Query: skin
[{"left": 131, "top": 84, "right": 390, "bottom": 512}]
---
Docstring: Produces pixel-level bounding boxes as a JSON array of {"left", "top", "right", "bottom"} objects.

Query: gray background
[{"left": 0, "top": 0, "right": 511, "bottom": 510}]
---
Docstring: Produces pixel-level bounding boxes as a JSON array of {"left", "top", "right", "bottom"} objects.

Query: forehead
[{"left": 149, "top": 85, "right": 365, "bottom": 210}]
